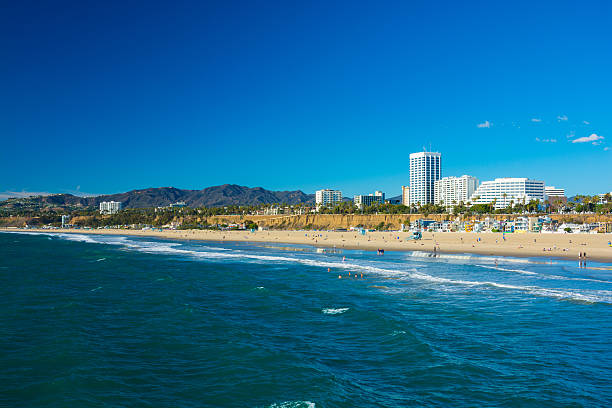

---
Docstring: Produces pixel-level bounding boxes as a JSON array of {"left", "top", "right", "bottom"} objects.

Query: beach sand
[{"left": 5, "top": 228, "right": 612, "bottom": 263}]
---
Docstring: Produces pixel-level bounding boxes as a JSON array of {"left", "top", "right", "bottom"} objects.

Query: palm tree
[{"left": 581, "top": 196, "right": 591, "bottom": 213}]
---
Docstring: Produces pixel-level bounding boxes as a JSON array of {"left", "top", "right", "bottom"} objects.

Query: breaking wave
[{"left": 15, "top": 231, "right": 612, "bottom": 305}]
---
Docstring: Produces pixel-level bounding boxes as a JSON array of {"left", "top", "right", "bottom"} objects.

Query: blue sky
[{"left": 1, "top": 0, "right": 610, "bottom": 199}]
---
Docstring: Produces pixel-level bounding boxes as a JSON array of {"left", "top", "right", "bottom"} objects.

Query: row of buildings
[
  {"left": 406, "top": 216, "right": 612, "bottom": 234},
  {"left": 403, "top": 151, "right": 566, "bottom": 210},
  {"left": 316, "top": 151, "right": 576, "bottom": 211}
]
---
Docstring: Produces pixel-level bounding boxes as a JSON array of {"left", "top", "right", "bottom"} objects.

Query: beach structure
[
  {"left": 434, "top": 175, "right": 479, "bottom": 208},
  {"left": 409, "top": 151, "right": 441, "bottom": 206},
  {"left": 315, "top": 189, "right": 342, "bottom": 209},
  {"left": 61, "top": 215, "right": 70, "bottom": 228},
  {"left": 401, "top": 185, "right": 410, "bottom": 206},
  {"left": 354, "top": 191, "right": 385, "bottom": 209},
  {"left": 99, "top": 201, "right": 123, "bottom": 215},
  {"left": 469, "top": 178, "right": 545, "bottom": 209}
]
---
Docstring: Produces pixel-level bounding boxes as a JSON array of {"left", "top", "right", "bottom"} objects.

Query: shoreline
[{"left": 3, "top": 227, "right": 612, "bottom": 264}]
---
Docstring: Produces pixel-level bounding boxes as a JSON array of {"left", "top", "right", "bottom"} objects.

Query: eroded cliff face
[{"left": 204, "top": 213, "right": 612, "bottom": 230}]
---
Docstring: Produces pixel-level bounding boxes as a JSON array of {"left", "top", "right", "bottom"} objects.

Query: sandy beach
[{"left": 5, "top": 227, "right": 612, "bottom": 263}]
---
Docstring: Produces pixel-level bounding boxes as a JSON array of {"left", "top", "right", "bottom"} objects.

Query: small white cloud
[
  {"left": 583, "top": 120, "right": 590, "bottom": 125},
  {"left": 535, "top": 137, "right": 557, "bottom": 143},
  {"left": 476, "top": 120, "right": 491, "bottom": 128},
  {"left": 566, "top": 131, "right": 575, "bottom": 139},
  {"left": 557, "top": 115, "right": 568, "bottom": 121},
  {"left": 571, "top": 133, "right": 604, "bottom": 143},
  {"left": 604, "top": 147, "right": 610, "bottom": 151},
  {"left": 531, "top": 118, "right": 542, "bottom": 122}
]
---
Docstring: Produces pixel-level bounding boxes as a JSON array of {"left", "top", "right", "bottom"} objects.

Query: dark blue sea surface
[{"left": 1, "top": 231, "right": 611, "bottom": 407}]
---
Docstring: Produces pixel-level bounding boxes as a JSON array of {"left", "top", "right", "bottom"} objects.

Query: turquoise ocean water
[{"left": 1, "top": 231, "right": 611, "bottom": 407}]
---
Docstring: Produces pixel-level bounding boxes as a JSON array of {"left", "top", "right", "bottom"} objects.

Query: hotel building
[
  {"left": 434, "top": 175, "right": 479, "bottom": 208},
  {"left": 315, "top": 189, "right": 342, "bottom": 208},
  {"left": 409, "top": 151, "right": 441, "bottom": 206},
  {"left": 99, "top": 201, "right": 123, "bottom": 215},
  {"left": 469, "top": 178, "right": 545, "bottom": 209},
  {"left": 544, "top": 186, "right": 567, "bottom": 206},
  {"left": 544, "top": 186, "right": 565, "bottom": 198},
  {"left": 354, "top": 191, "right": 385, "bottom": 209}
]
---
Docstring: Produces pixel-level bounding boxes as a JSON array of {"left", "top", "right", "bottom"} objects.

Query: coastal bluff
[{"left": 204, "top": 213, "right": 612, "bottom": 231}]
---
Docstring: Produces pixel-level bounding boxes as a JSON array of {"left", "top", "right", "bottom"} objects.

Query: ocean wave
[
  {"left": 476, "top": 264, "right": 612, "bottom": 284},
  {"left": 407, "top": 271, "right": 612, "bottom": 304},
  {"left": 322, "top": 308, "right": 349, "bottom": 315},
  {"left": 55, "top": 233, "right": 98, "bottom": 243},
  {"left": 475, "top": 264, "right": 537, "bottom": 275},
  {"left": 4, "top": 231, "right": 99, "bottom": 244},
  {"left": 408, "top": 251, "right": 531, "bottom": 264},
  {"left": 36, "top": 232, "right": 612, "bottom": 304}
]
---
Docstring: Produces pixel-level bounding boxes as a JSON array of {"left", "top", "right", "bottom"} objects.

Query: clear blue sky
[{"left": 1, "top": 0, "right": 610, "bottom": 199}]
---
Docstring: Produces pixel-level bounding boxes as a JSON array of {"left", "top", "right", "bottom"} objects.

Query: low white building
[
  {"left": 434, "top": 175, "right": 479, "bottom": 208},
  {"left": 99, "top": 201, "right": 123, "bottom": 215},
  {"left": 470, "top": 178, "right": 545, "bottom": 209}
]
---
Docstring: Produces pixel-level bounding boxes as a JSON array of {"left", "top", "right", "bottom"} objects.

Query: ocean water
[{"left": 1, "top": 232, "right": 611, "bottom": 407}]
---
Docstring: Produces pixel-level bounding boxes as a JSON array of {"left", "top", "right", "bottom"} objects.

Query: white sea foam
[
  {"left": 57, "top": 233, "right": 98, "bottom": 243},
  {"left": 475, "top": 264, "right": 537, "bottom": 275},
  {"left": 322, "top": 308, "right": 349, "bottom": 315},
  {"left": 476, "top": 264, "right": 612, "bottom": 284},
  {"left": 267, "top": 402, "right": 315, "bottom": 408},
  {"left": 36, "top": 232, "right": 612, "bottom": 304},
  {"left": 408, "top": 251, "right": 531, "bottom": 264}
]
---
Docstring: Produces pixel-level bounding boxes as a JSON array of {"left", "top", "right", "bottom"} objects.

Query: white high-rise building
[
  {"left": 434, "top": 175, "right": 479, "bottom": 208},
  {"left": 401, "top": 186, "right": 410, "bottom": 206},
  {"left": 469, "top": 178, "right": 545, "bottom": 209},
  {"left": 544, "top": 186, "right": 565, "bottom": 198},
  {"left": 409, "top": 151, "right": 441, "bottom": 206},
  {"left": 99, "top": 201, "right": 123, "bottom": 215},
  {"left": 315, "top": 189, "right": 342, "bottom": 208}
]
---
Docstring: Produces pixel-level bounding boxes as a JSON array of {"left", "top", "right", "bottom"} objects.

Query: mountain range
[{"left": 1, "top": 185, "right": 316, "bottom": 209}]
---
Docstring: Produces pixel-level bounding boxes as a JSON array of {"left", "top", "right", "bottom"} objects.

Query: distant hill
[{"left": 0, "top": 184, "right": 315, "bottom": 209}]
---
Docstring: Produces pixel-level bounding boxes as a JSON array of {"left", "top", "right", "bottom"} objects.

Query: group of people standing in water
[{"left": 578, "top": 251, "right": 588, "bottom": 268}]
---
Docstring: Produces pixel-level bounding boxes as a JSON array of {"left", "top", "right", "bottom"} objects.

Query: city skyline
[{"left": 2, "top": 1, "right": 611, "bottom": 198}]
